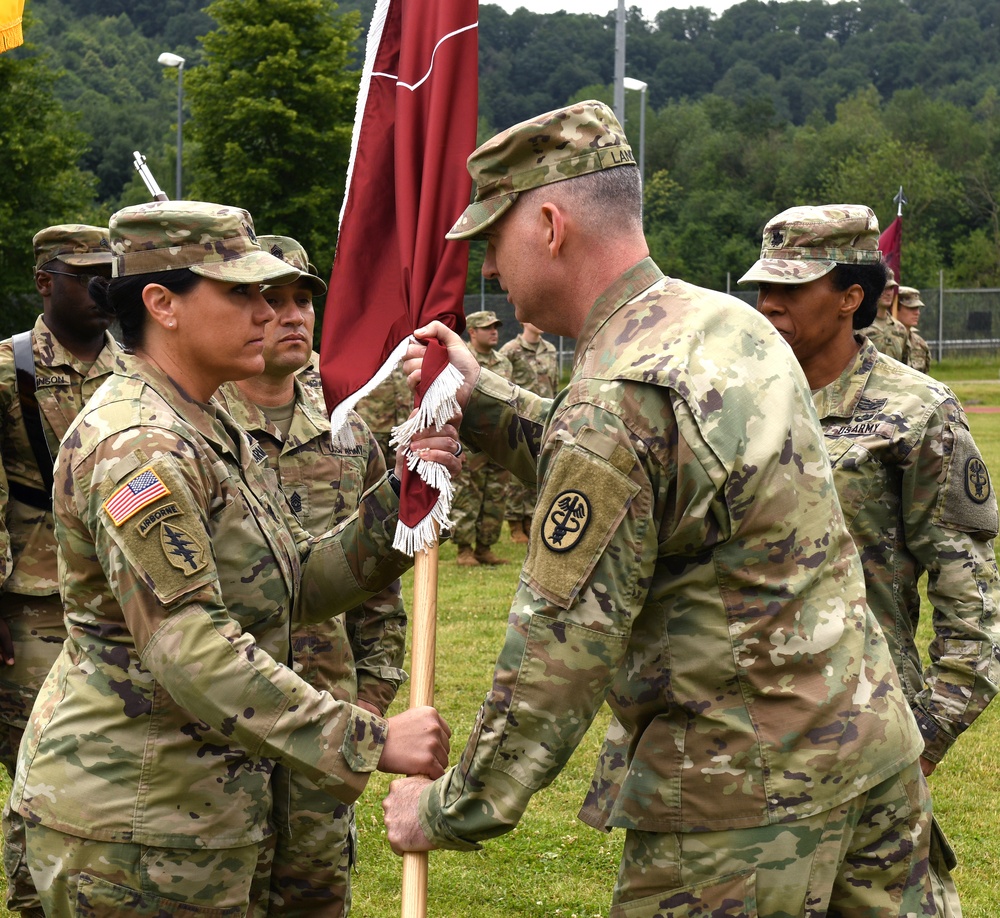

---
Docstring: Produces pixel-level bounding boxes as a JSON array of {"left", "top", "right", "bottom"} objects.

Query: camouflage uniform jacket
[
  {"left": 354, "top": 363, "right": 411, "bottom": 437},
  {"left": 419, "top": 258, "right": 922, "bottom": 847},
  {"left": 907, "top": 328, "right": 931, "bottom": 374},
  {"left": 462, "top": 344, "right": 512, "bottom": 469},
  {"left": 0, "top": 315, "right": 119, "bottom": 595},
  {"left": 499, "top": 333, "right": 558, "bottom": 398},
  {"left": 218, "top": 358, "right": 406, "bottom": 716},
  {"left": 862, "top": 310, "right": 909, "bottom": 362},
  {"left": 814, "top": 337, "right": 1000, "bottom": 763},
  {"left": 11, "top": 352, "right": 412, "bottom": 849}
]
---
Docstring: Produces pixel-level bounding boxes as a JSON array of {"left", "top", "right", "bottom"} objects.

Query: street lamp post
[
  {"left": 623, "top": 77, "right": 647, "bottom": 188},
  {"left": 157, "top": 52, "right": 186, "bottom": 199}
]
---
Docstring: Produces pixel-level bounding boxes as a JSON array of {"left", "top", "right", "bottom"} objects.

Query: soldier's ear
[
  {"left": 840, "top": 283, "right": 864, "bottom": 321},
  {"left": 34, "top": 269, "right": 53, "bottom": 297},
  {"left": 141, "top": 283, "right": 180, "bottom": 333}
]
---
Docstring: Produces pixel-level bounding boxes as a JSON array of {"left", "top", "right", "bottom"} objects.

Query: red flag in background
[
  {"left": 878, "top": 215, "right": 902, "bottom": 283},
  {"left": 320, "top": 0, "right": 478, "bottom": 553}
]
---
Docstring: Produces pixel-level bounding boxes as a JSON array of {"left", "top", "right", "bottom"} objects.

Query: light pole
[
  {"left": 623, "top": 77, "right": 647, "bottom": 188},
  {"left": 157, "top": 52, "right": 186, "bottom": 199}
]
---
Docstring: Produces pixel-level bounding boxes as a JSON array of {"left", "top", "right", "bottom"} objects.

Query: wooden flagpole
[{"left": 400, "top": 529, "right": 438, "bottom": 918}]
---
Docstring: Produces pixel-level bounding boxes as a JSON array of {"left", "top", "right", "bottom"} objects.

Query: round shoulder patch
[
  {"left": 541, "top": 489, "right": 591, "bottom": 552},
  {"left": 965, "top": 456, "right": 992, "bottom": 505}
]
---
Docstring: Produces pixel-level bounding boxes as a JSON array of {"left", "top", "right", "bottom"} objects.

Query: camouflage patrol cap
[
  {"left": 446, "top": 100, "right": 636, "bottom": 241},
  {"left": 465, "top": 310, "right": 502, "bottom": 329},
  {"left": 739, "top": 204, "right": 882, "bottom": 285},
  {"left": 885, "top": 267, "right": 898, "bottom": 288},
  {"left": 108, "top": 201, "right": 299, "bottom": 285},
  {"left": 258, "top": 235, "right": 327, "bottom": 295},
  {"left": 897, "top": 285, "right": 924, "bottom": 308},
  {"left": 33, "top": 224, "right": 113, "bottom": 273}
]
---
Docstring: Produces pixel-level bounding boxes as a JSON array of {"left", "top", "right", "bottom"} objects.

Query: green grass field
[{"left": 1, "top": 361, "right": 998, "bottom": 916}]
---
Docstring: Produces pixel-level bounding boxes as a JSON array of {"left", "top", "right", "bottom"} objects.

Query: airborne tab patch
[{"left": 103, "top": 467, "right": 171, "bottom": 526}]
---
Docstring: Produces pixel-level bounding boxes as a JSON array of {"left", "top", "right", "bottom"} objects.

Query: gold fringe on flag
[{"left": 0, "top": 0, "right": 25, "bottom": 52}]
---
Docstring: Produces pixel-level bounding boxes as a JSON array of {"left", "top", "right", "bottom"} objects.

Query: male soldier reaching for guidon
[
  {"left": 217, "top": 235, "right": 408, "bottom": 916},
  {"left": 383, "top": 101, "right": 938, "bottom": 916},
  {"left": 0, "top": 224, "right": 117, "bottom": 916},
  {"left": 742, "top": 203, "right": 1000, "bottom": 917}
]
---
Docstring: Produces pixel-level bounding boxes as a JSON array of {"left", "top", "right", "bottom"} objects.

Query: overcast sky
[{"left": 487, "top": 0, "right": 742, "bottom": 18}]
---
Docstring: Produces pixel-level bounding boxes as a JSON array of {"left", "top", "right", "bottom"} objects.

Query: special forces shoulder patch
[
  {"left": 541, "top": 489, "right": 591, "bottom": 552},
  {"left": 158, "top": 521, "right": 208, "bottom": 575},
  {"left": 103, "top": 467, "right": 171, "bottom": 526}
]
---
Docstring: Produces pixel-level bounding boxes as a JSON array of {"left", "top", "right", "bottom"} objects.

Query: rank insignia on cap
[
  {"left": 541, "top": 489, "right": 591, "bottom": 552},
  {"left": 965, "top": 457, "right": 991, "bottom": 504},
  {"left": 160, "top": 522, "right": 208, "bottom": 575},
  {"left": 103, "top": 467, "right": 171, "bottom": 526}
]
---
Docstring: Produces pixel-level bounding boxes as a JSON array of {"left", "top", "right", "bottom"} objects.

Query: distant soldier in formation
[
  {"left": 354, "top": 362, "right": 411, "bottom": 468},
  {"left": 451, "top": 310, "right": 512, "bottom": 566},
  {"left": 0, "top": 224, "right": 117, "bottom": 915},
  {"left": 898, "top": 284, "right": 932, "bottom": 373},
  {"left": 218, "top": 236, "right": 408, "bottom": 916},
  {"left": 744, "top": 203, "right": 1000, "bottom": 918},
  {"left": 859, "top": 266, "right": 909, "bottom": 361},
  {"left": 499, "top": 322, "right": 558, "bottom": 543}
]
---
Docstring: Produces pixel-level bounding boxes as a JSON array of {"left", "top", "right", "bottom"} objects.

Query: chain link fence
[{"left": 469, "top": 284, "right": 1000, "bottom": 374}]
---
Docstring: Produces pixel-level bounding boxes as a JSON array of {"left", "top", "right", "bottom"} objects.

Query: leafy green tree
[
  {"left": 0, "top": 32, "right": 97, "bottom": 327},
  {"left": 186, "top": 0, "right": 362, "bottom": 280}
]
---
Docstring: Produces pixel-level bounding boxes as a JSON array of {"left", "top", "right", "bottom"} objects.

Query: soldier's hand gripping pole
[{"left": 133, "top": 151, "right": 169, "bottom": 201}]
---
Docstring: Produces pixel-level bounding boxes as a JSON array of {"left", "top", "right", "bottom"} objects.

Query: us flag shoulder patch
[{"left": 103, "top": 467, "right": 171, "bottom": 526}]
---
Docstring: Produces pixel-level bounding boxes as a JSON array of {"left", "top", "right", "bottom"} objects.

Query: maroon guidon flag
[
  {"left": 319, "top": 0, "right": 478, "bottom": 553},
  {"left": 878, "top": 214, "right": 902, "bottom": 284}
]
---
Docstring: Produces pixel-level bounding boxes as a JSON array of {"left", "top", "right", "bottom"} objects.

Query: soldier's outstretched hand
[
  {"left": 405, "top": 322, "right": 481, "bottom": 408},
  {"left": 382, "top": 775, "right": 438, "bottom": 854},
  {"left": 378, "top": 705, "right": 451, "bottom": 778}
]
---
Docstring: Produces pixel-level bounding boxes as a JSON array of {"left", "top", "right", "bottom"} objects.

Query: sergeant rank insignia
[
  {"left": 965, "top": 456, "right": 992, "bottom": 504},
  {"left": 541, "top": 489, "right": 591, "bottom": 552}
]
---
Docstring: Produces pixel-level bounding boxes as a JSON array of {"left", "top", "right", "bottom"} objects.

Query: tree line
[{"left": 2, "top": 0, "right": 1000, "bottom": 332}]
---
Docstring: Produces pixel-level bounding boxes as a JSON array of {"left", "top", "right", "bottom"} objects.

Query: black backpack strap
[{"left": 12, "top": 331, "right": 54, "bottom": 511}]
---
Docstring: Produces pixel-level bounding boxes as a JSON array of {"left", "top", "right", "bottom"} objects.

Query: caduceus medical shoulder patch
[{"left": 541, "top": 489, "right": 591, "bottom": 552}]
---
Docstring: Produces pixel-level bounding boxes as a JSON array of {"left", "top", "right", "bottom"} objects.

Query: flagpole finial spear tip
[{"left": 893, "top": 185, "right": 907, "bottom": 218}]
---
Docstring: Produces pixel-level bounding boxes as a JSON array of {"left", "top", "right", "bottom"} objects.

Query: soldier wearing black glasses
[{"left": 0, "top": 224, "right": 118, "bottom": 915}]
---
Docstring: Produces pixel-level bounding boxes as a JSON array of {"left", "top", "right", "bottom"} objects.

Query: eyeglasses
[{"left": 42, "top": 269, "right": 103, "bottom": 287}]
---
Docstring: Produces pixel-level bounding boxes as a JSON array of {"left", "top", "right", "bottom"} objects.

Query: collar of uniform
[
  {"left": 811, "top": 334, "right": 880, "bottom": 421},
  {"left": 29, "top": 315, "right": 118, "bottom": 378},
  {"left": 573, "top": 257, "right": 664, "bottom": 368},
  {"left": 112, "top": 351, "right": 243, "bottom": 463}
]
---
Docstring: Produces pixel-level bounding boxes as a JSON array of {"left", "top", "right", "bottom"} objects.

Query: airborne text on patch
[
  {"left": 136, "top": 503, "right": 182, "bottom": 536},
  {"left": 541, "top": 489, "right": 591, "bottom": 553}
]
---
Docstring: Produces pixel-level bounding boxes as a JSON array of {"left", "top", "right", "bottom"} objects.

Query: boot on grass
[
  {"left": 509, "top": 518, "right": 529, "bottom": 545},
  {"left": 456, "top": 545, "right": 480, "bottom": 567},
  {"left": 475, "top": 543, "right": 509, "bottom": 566}
]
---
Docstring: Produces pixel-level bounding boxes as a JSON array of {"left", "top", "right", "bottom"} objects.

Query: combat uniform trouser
[
  {"left": 504, "top": 478, "right": 537, "bottom": 523},
  {"left": 21, "top": 822, "right": 263, "bottom": 917},
  {"left": 451, "top": 460, "right": 509, "bottom": 550},
  {"left": 261, "top": 765, "right": 356, "bottom": 917},
  {"left": 610, "top": 758, "right": 934, "bottom": 918},
  {"left": 0, "top": 592, "right": 67, "bottom": 916},
  {"left": 929, "top": 816, "right": 963, "bottom": 917}
]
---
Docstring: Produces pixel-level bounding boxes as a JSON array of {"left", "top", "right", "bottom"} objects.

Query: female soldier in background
[{"left": 7, "top": 200, "right": 453, "bottom": 915}]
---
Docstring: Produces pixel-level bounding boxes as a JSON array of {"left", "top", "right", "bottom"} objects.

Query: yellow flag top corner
[{"left": 1, "top": 0, "right": 25, "bottom": 53}]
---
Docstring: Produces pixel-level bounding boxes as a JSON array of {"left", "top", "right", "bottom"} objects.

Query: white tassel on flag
[{"left": 389, "top": 356, "right": 465, "bottom": 554}]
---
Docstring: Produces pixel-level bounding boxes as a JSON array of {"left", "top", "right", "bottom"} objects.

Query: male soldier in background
[
  {"left": 217, "top": 236, "right": 408, "bottom": 916},
  {"left": 742, "top": 203, "right": 1000, "bottom": 917},
  {"left": 355, "top": 362, "right": 411, "bottom": 468},
  {"left": 499, "top": 321, "right": 558, "bottom": 543},
  {"left": 0, "top": 224, "right": 117, "bottom": 915},
  {"left": 859, "top": 265, "right": 909, "bottom": 360},
  {"left": 898, "top": 284, "right": 932, "bottom": 373},
  {"left": 450, "top": 310, "right": 512, "bottom": 566},
  {"left": 384, "top": 102, "right": 935, "bottom": 915}
]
